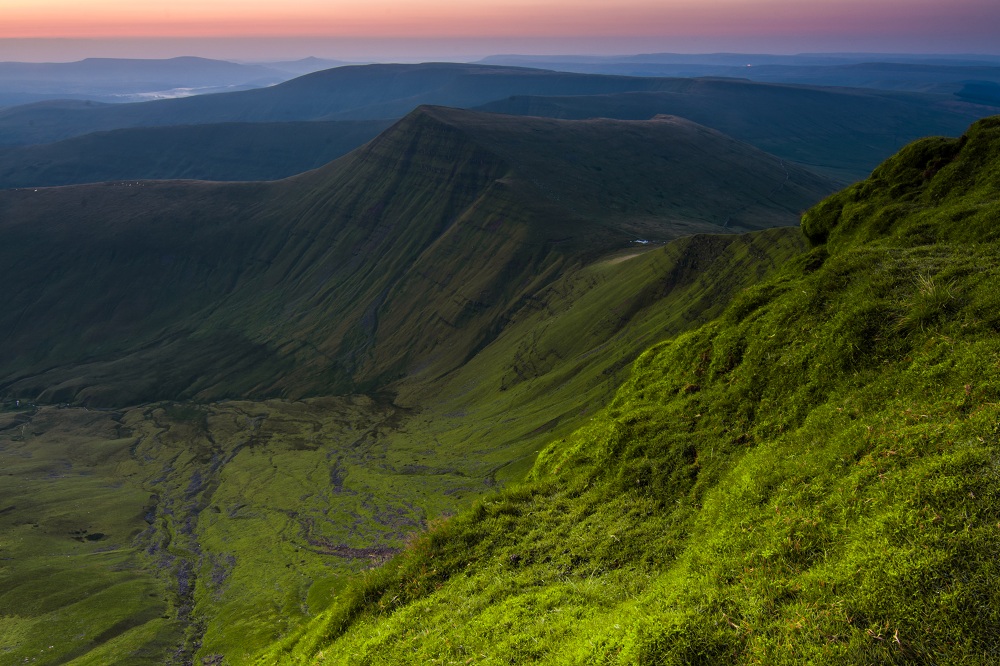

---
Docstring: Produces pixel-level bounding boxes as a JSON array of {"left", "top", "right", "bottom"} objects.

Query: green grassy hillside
[
  {"left": 0, "top": 228, "right": 806, "bottom": 665},
  {"left": 0, "top": 107, "right": 834, "bottom": 407},
  {"left": 8, "top": 102, "right": 996, "bottom": 665},
  {"left": 258, "top": 117, "right": 1000, "bottom": 664}
]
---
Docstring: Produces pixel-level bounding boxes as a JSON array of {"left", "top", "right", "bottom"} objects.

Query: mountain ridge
[
  {"left": 0, "top": 106, "right": 836, "bottom": 407},
  {"left": 0, "top": 63, "right": 684, "bottom": 146},
  {"left": 476, "top": 81, "right": 1000, "bottom": 181}
]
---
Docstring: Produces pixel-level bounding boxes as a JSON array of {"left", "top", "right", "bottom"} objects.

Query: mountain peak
[
  {"left": 367, "top": 106, "right": 836, "bottom": 232},
  {"left": 0, "top": 107, "right": 837, "bottom": 406}
]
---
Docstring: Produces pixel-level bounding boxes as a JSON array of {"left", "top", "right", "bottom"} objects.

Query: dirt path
[{"left": 600, "top": 249, "right": 650, "bottom": 266}]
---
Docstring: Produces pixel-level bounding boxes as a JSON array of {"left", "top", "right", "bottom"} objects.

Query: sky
[{"left": 1, "top": 0, "right": 998, "bottom": 61}]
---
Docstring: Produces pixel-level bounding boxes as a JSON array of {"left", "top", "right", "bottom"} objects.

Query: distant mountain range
[
  {"left": 477, "top": 53, "right": 1000, "bottom": 105},
  {"left": 0, "top": 64, "right": 731, "bottom": 145},
  {"left": 0, "top": 56, "right": 300, "bottom": 107},
  {"left": 0, "top": 62, "right": 994, "bottom": 187},
  {"left": 4, "top": 52, "right": 1000, "bottom": 109},
  {"left": 479, "top": 52, "right": 1000, "bottom": 67}
]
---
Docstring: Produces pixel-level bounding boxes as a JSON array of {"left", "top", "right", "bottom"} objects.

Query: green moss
[{"left": 805, "top": 116, "right": 1000, "bottom": 250}]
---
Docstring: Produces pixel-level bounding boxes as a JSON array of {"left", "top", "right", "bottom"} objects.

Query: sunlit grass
[{"left": 260, "top": 117, "right": 1000, "bottom": 664}]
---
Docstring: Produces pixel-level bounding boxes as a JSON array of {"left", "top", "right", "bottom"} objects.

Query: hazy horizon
[{"left": 1, "top": 38, "right": 999, "bottom": 65}]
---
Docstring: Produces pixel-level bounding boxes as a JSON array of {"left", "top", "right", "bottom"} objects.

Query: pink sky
[{"left": 1, "top": 0, "right": 998, "bottom": 60}]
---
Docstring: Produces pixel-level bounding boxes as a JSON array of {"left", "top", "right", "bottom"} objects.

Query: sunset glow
[
  {"left": 3, "top": 0, "right": 999, "bottom": 39},
  {"left": 0, "top": 0, "right": 997, "bottom": 61}
]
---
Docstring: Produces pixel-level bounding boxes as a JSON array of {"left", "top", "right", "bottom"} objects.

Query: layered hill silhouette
[
  {"left": 0, "top": 56, "right": 295, "bottom": 108},
  {"left": 0, "top": 106, "right": 835, "bottom": 407},
  {"left": 480, "top": 54, "right": 1000, "bottom": 94},
  {"left": 0, "top": 56, "right": 285, "bottom": 90},
  {"left": 476, "top": 79, "right": 1000, "bottom": 181},
  {"left": 0, "top": 65, "right": 991, "bottom": 190},
  {"left": 0, "top": 64, "right": 991, "bottom": 173},
  {"left": 0, "top": 64, "right": 686, "bottom": 146}
]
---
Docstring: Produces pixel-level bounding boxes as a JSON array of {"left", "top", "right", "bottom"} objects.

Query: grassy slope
[
  {"left": 0, "top": 120, "right": 394, "bottom": 188},
  {"left": 0, "top": 107, "right": 833, "bottom": 407},
  {"left": 0, "top": 104, "right": 822, "bottom": 663},
  {"left": 0, "top": 227, "right": 805, "bottom": 665},
  {"left": 261, "top": 117, "right": 1000, "bottom": 664}
]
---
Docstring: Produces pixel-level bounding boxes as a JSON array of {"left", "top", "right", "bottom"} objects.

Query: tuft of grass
[{"left": 896, "top": 271, "right": 960, "bottom": 333}]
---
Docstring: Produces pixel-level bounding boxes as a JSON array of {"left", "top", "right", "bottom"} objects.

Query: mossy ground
[
  {"left": 258, "top": 117, "right": 1000, "bottom": 664},
  {"left": 0, "top": 407, "right": 181, "bottom": 665},
  {"left": 0, "top": 398, "right": 494, "bottom": 664}
]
